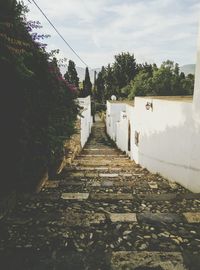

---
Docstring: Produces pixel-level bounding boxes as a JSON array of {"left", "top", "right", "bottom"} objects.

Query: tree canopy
[
  {"left": 128, "top": 61, "right": 194, "bottom": 99},
  {"left": 64, "top": 60, "right": 79, "bottom": 87},
  {"left": 95, "top": 55, "right": 194, "bottom": 103}
]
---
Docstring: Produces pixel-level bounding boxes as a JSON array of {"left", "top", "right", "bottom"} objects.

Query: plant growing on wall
[{"left": 0, "top": 0, "right": 78, "bottom": 193}]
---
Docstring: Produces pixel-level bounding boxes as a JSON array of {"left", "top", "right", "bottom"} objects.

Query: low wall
[
  {"left": 106, "top": 101, "right": 127, "bottom": 141},
  {"left": 106, "top": 96, "right": 200, "bottom": 193},
  {"left": 132, "top": 96, "right": 200, "bottom": 193},
  {"left": 106, "top": 101, "right": 134, "bottom": 156},
  {"left": 57, "top": 119, "right": 82, "bottom": 174},
  {"left": 57, "top": 96, "right": 93, "bottom": 173},
  {"left": 78, "top": 96, "right": 93, "bottom": 147},
  {"left": 38, "top": 95, "right": 93, "bottom": 186}
]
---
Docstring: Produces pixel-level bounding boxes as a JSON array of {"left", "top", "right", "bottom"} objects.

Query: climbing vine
[{"left": 0, "top": 0, "right": 79, "bottom": 192}]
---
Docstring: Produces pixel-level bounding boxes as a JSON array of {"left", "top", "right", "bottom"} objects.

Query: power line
[{"left": 29, "top": 0, "right": 88, "bottom": 67}]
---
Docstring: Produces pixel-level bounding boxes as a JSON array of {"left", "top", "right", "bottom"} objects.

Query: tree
[
  {"left": 82, "top": 67, "right": 92, "bottom": 97},
  {"left": 128, "top": 70, "right": 153, "bottom": 99},
  {"left": 136, "top": 62, "right": 154, "bottom": 76},
  {"left": 96, "top": 67, "right": 105, "bottom": 103},
  {"left": 64, "top": 60, "right": 79, "bottom": 87},
  {"left": 181, "top": 73, "right": 194, "bottom": 95},
  {"left": 128, "top": 60, "right": 194, "bottom": 99},
  {"left": 112, "top": 52, "right": 137, "bottom": 96},
  {"left": 104, "top": 64, "right": 115, "bottom": 100}
]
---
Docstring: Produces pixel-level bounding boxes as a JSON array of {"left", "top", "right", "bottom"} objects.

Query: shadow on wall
[{"left": 137, "top": 101, "right": 200, "bottom": 192}]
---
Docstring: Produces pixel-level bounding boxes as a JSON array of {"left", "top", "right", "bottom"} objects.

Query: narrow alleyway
[{"left": 0, "top": 119, "right": 200, "bottom": 270}]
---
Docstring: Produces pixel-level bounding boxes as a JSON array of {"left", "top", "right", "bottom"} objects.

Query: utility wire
[{"left": 29, "top": 0, "right": 88, "bottom": 67}]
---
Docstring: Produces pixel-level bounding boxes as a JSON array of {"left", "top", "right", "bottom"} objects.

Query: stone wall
[
  {"left": 56, "top": 96, "right": 93, "bottom": 174},
  {"left": 37, "top": 96, "right": 92, "bottom": 190},
  {"left": 57, "top": 119, "right": 82, "bottom": 174}
]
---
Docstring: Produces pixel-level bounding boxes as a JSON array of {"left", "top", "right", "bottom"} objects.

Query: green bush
[{"left": 0, "top": 1, "right": 78, "bottom": 192}]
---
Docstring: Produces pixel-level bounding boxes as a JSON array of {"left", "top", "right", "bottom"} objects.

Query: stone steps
[
  {"left": 65, "top": 167, "right": 135, "bottom": 172},
  {"left": 75, "top": 157, "right": 130, "bottom": 161},
  {"left": 111, "top": 251, "right": 187, "bottom": 270},
  {"left": 73, "top": 160, "right": 133, "bottom": 166},
  {"left": 1, "top": 120, "right": 200, "bottom": 269}
]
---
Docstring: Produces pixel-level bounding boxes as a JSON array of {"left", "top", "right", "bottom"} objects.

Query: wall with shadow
[{"left": 131, "top": 97, "right": 200, "bottom": 192}]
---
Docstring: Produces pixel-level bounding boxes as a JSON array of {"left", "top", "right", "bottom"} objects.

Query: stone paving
[{"left": 0, "top": 120, "right": 200, "bottom": 269}]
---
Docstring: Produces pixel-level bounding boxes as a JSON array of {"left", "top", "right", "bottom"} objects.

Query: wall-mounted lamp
[
  {"left": 111, "top": 95, "right": 117, "bottom": 101},
  {"left": 145, "top": 101, "right": 153, "bottom": 111}
]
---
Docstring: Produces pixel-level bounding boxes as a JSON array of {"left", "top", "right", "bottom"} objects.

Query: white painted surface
[
  {"left": 115, "top": 106, "right": 133, "bottom": 158},
  {"left": 106, "top": 102, "right": 126, "bottom": 141},
  {"left": 193, "top": 24, "right": 200, "bottom": 122},
  {"left": 78, "top": 96, "right": 93, "bottom": 147},
  {"left": 130, "top": 96, "right": 200, "bottom": 193},
  {"left": 107, "top": 95, "right": 200, "bottom": 192},
  {"left": 106, "top": 101, "right": 134, "bottom": 156}
]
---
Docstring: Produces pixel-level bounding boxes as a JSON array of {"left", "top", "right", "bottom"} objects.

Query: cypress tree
[
  {"left": 82, "top": 67, "right": 92, "bottom": 97},
  {"left": 64, "top": 60, "right": 79, "bottom": 87}
]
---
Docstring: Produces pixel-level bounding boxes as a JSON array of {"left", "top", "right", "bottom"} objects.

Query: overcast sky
[{"left": 24, "top": 0, "right": 200, "bottom": 68}]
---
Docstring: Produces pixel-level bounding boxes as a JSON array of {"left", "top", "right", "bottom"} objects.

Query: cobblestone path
[{"left": 1, "top": 120, "right": 200, "bottom": 269}]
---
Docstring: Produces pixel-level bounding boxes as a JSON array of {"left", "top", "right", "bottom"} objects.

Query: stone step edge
[
  {"left": 78, "top": 154, "right": 127, "bottom": 157},
  {"left": 88, "top": 192, "right": 200, "bottom": 202},
  {"left": 45, "top": 182, "right": 200, "bottom": 202},
  {"left": 75, "top": 157, "right": 130, "bottom": 160},
  {"left": 64, "top": 168, "right": 135, "bottom": 172},
  {"left": 110, "top": 251, "right": 187, "bottom": 270}
]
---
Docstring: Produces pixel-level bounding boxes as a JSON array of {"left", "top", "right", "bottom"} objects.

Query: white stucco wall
[
  {"left": 106, "top": 96, "right": 200, "bottom": 193},
  {"left": 78, "top": 96, "right": 93, "bottom": 147},
  {"left": 106, "top": 102, "right": 126, "bottom": 141},
  {"left": 116, "top": 111, "right": 128, "bottom": 153},
  {"left": 131, "top": 97, "right": 200, "bottom": 192},
  {"left": 116, "top": 106, "right": 135, "bottom": 156},
  {"left": 106, "top": 101, "right": 135, "bottom": 156}
]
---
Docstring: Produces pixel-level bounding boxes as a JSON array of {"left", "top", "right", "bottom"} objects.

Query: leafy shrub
[{"left": 0, "top": 1, "right": 78, "bottom": 192}]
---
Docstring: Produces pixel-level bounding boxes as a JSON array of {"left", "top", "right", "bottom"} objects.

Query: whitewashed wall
[
  {"left": 116, "top": 111, "right": 128, "bottom": 153},
  {"left": 132, "top": 97, "right": 200, "bottom": 192},
  {"left": 106, "top": 102, "right": 126, "bottom": 141},
  {"left": 117, "top": 107, "right": 134, "bottom": 156},
  {"left": 130, "top": 26, "right": 200, "bottom": 192},
  {"left": 106, "top": 101, "right": 134, "bottom": 156},
  {"left": 106, "top": 96, "right": 200, "bottom": 193},
  {"left": 78, "top": 96, "right": 93, "bottom": 147}
]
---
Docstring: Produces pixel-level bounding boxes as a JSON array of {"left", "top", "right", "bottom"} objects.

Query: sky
[{"left": 24, "top": 0, "right": 200, "bottom": 69}]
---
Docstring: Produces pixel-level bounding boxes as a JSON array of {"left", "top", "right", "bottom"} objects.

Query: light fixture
[
  {"left": 111, "top": 95, "right": 117, "bottom": 101},
  {"left": 145, "top": 101, "right": 153, "bottom": 111},
  {"left": 122, "top": 114, "right": 127, "bottom": 119}
]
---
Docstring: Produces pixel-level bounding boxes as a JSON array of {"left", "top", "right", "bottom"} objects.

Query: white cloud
[{"left": 24, "top": 0, "right": 200, "bottom": 68}]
